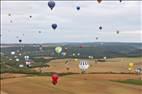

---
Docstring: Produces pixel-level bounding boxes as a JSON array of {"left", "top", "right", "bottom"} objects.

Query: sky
[{"left": 1, "top": 1, "right": 142, "bottom": 43}]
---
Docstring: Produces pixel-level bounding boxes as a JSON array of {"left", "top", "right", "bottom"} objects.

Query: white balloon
[
  {"left": 77, "top": 53, "right": 80, "bottom": 56},
  {"left": 11, "top": 51, "right": 15, "bottom": 55},
  {"left": 104, "top": 56, "right": 107, "bottom": 60},
  {"left": 19, "top": 64, "right": 24, "bottom": 68},
  {"left": 61, "top": 52, "right": 66, "bottom": 56},
  {"left": 16, "top": 58, "right": 19, "bottom": 62},
  {"left": 79, "top": 60, "right": 89, "bottom": 73}
]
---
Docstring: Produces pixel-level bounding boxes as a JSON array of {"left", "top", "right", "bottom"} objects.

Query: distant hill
[{"left": 1, "top": 42, "right": 142, "bottom": 58}]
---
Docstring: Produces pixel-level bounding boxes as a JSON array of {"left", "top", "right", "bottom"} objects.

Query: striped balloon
[{"left": 79, "top": 60, "right": 89, "bottom": 73}]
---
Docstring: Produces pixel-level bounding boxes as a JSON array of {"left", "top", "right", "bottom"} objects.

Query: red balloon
[
  {"left": 51, "top": 74, "right": 59, "bottom": 85},
  {"left": 80, "top": 45, "right": 83, "bottom": 48}
]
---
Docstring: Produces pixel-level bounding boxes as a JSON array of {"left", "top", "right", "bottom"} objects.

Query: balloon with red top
[{"left": 51, "top": 73, "right": 59, "bottom": 85}]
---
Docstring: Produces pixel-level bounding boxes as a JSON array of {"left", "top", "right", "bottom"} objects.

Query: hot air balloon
[
  {"left": 52, "top": 24, "right": 57, "bottom": 30},
  {"left": 79, "top": 60, "right": 89, "bottom": 73},
  {"left": 128, "top": 63, "right": 134, "bottom": 67},
  {"left": 48, "top": 1, "right": 55, "bottom": 10},
  {"left": 55, "top": 46, "right": 62, "bottom": 54},
  {"left": 8, "top": 13, "right": 11, "bottom": 16},
  {"left": 99, "top": 26, "right": 102, "bottom": 30},
  {"left": 38, "top": 31, "right": 41, "bottom": 34},
  {"left": 128, "top": 67, "right": 132, "bottom": 71},
  {"left": 19, "top": 64, "right": 24, "bottom": 68},
  {"left": 11, "top": 51, "right": 15, "bottom": 55},
  {"left": 10, "top": 20, "right": 13, "bottom": 23},
  {"left": 51, "top": 73, "right": 59, "bottom": 85},
  {"left": 25, "top": 61, "right": 31, "bottom": 67},
  {"left": 97, "top": 0, "right": 102, "bottom": 3},
  {"left": 72, "top": 53, "right": 76, "bottom": 57},
  {"left": 19, "top": 39, "right": 22, "bottom": 43},
  {"left": 61, "top": 52, "right": 66, "bottom": 56},
  {"left": 24, "top": 56, "right": 30, "bottom": 61},
  {"left": 76, "top": 6, "right": 80, "bottom": 10},
  {"left": 16, "top": 58, "right": 20, "bottom": 62},
  {"left": 77, "top": 53, "right": 80, "bottom": 56},
  {"left": 80, "top": 45, "right": 83, "bottom": 48},
  {"left": 29, "top": 16, "right": 32, "bottom": 18},
  {"left": 116, "top": 30, "right": 119, "bottom": 34}
]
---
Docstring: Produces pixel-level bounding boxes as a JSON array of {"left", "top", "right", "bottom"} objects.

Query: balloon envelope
[
  {"left": 99, "top": 26, "right": 102, "bottom": 30},
  {"left": 79, "top": 60, "right": 89, "bottom": 73},
  {"left": 19, "top": 39, "right": 22, "bottom": 43},
  {"left": 48, "top": 1, "right": 55, "bottom": 10},
  {"left": 55, "top": 46, "right": 62, "bottom": 54},
  {"left": 97, "top": 0, "right": 102, "bottom": 3},
  {"left": 116, "top": 30, "right": 119, "bottom": 34},
  {"left": 52, "top": 24, "right": 57, "bottom": 30},
  {"left": 11, "top": 51, "right": 15, "bottom": 55},
  {"left": 76, "top": 6, "right": 80, "bottom": 10},
  {"left": 51, "top": 74, "right": 59, "bottom": 85},
  {"left": 128, "top": 63, "right": 134, "bottom": 67}
]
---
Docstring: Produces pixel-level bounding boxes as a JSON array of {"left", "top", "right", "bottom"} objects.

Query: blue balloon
[
  {"left": 76, "top": 6, "right": 80, "bottom": 10},
  {"left": 52, "top": 24, "right": 57, "bottom": 30},
  {"left": 99, "top": 26, "right": 102, "bottom": 30},
  {"left": 48, "top": 1, "right": 55, "bottom": 10}
]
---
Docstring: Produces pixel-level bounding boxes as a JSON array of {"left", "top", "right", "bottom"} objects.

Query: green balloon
[{"left": 55, "top": 46, "right": 62, "bottom": 54}]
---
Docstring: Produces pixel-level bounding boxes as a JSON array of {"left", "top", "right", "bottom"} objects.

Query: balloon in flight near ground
[
  {"left": 51, "top": 73, "right": 59, "bottom": 85},
  {"left": 72, "top": 53, "right": 76, "bottom": 57},
  {"left": 76, "top": 6, "right": 80, "bottom": 10},
  {"left": 16, "top": 58, "right": 20, "bottom": 62},
  {"left": 11, "top": 51, "right": 15, "bottom": 55},
  {"left": 128, "top": 67, "right": 132, "bottom": 71},
  {"left": 79, "top": 60, "right": 89, "bottom": 73},
  {"left": 61, "top": 52, "right": 66, "bottom": 56},
  {"left": 48, "top": 1, "right": 55, "bottom": 10},
  {"left": 97, "top": 0, "right": 102, "bottom": 3},
  {"left": 19, "top": 64, "right": 24, "bottom": 68},
  {"left": 80, "top": 45, "right": 83, "bottom": 48},
  {"left": 55, "top": 46, "right": 62, "bottom": 54},
  {"left": 77, "top": 53, "right": 80, "bottom": 56},
  {"left": 52, "top": 24, "right": 57, "bottom": 30},
  {"left": 128, "top": 63, "right": 134, "bottom": 67}
]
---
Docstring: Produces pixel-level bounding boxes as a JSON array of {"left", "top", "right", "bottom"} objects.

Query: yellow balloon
[
  {"left": 74, "top": 59, "right": 78, "bottom": 61},
  {"left": 55, "top": 46, "right": 62, "bottom": 54},
  {"left": 128, "top": 67, "right": 132, "bottom": 71},
  {"left": 128, "top": 63, "right": 134, "bottom": 67}
]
